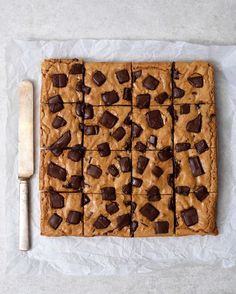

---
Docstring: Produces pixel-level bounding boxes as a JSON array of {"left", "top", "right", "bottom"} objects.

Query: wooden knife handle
[{"left": 19, "top": 179, "right": 30, "bottom": 251}]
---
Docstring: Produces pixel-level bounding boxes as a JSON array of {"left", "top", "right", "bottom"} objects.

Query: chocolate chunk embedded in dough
[
  {"left": 137, "top": 155, "right": 149, "bottom": 175},
  {"left": 122, "top": 183, "right": 132, "bottom": 195},
  {"left": 99, "top": 110, "right": 118, "bottom": 129},
  {"left": 75, "top": 80, "right": 83, "bottom": 92},
  {"left": 102, "top": 90, "right": 119, "bottom": 105},
  {"left": 181, "top": 207, "right": 198, "bottom": 226},
  {"left": 174, "top": 160, "right": 181, "bottom": 178},
  {"left": 97, "top": 142, "right": 111, "bottom": 157},
  {"left": 52, "top": 74, "right": 68, "bottom": 88},
  {"left": 134, "top": 141, "right": 146, "bottom": 153},
  {"left": 117, "top": 213, "right": 131, "bottom": 230},
  {"left": 47, "top": 162, "right": 67, "bottom": 181},
  {"left": 188, "top": 156, "right": 205, "bottom": 177},
  {"left": 186, "top": 114, "right": 202, "bottom": 133},
  {"left": 87, "top": 164, "right": 102, "bottom": 179},
  {"left": 180, "top": 104, "right": 190, "bottom": 114},
  {"left": 131, "top": 220, "right": 138, "bottom": 233},
  {"left": 194, "top": 139, "right": 209, "bottom": 154},
  {"left": 93, "top": 215, "right": 111, "bottom": 229},
  {"left": 143, "top": 75, "right": 159, "bottom": 90},
  {"left": 132, "top": 123, "right": 143, "bottom": 138},
  {"left": 175, "top": 143, "right": 191, "bottom": 152},
  {"left": 48, "top": 95, "right": 64, "bottom": 113},
  {"left": 155, "top": 92, "right": 168, "bottom": 104},
  {"left": 167, "top": 173, "right": 174, "bottom": 188},
  {"left": 50, "top": 130, "right": 71, "bottom": 150},
  {"left": 175, "top": 186, "right": 190, "bottom": 196},
  {"left": 152, "top": 166, "right": 163, "bottom": 178},
  {"left": 194, "top": 186, "right": 209, "bottom": 201},
  {"left": 146, "top": 110, "right": 164, "bottom": 129},
  {"left": 66, "top": 211, "right": 82, "bottom": 224},
  {"left": 52, "top": 116, "right": 67, "bottom": 129},
  {"left": 173, "top": 68, "right": 180, "bottom": 79},
  {"left": 155, "top": 221, "right": 169, "bottom": 234},
  {"left": 101, "top": 187, "right": 116, "bottom": 201},
  {"left": 112, "top": 127, "right": 126, "bottom": 141},
  {"left": 76, "top": 102, "right": 94, "bottom": 119},
  {"left": 132, "top": 177, "right": 143, "bottom": 187},
  {"left": 140, "top": 203, "right": 160, "bottom": 221},
  {"left": 132, "top": 70, "right": 142, "bottom": 82},
  {"left": 106, "top": 202, "right": 119, "bottom": 215},
  {"left": 147, "top": 186, "right": 161, "bottom": 201},
  {"left": 92, "top": 70, "right": 106, "bottom": 86},
  {"left": 136, "top": 94, "right": 151, "bottom": 109},
  {"left": 65, "top": 175, "right": 84, "bottom": 190},
  {"left": 115, "top": 69, "right": 130, "bottom": 84},
  {"left": 124, "top": 112, "right": 132, "bottom": 125},
  {"left": 158, "top": 146, "right": 173, "bottom": 161},
  {"left": 48, "top": 213, "right": 63, "bottom": 230},
  {"left": 148, "top": 135, "right": 157, "bottom": 147},
  {"left": 108, "top": 164, "right": 119, "bottom": 177},
  {"left": 83, "top": 124, "right": 99, "bottom": 135},
  {"left": 81, "top": 194, "right": 90, "bottom": 206},
  {"left": 123, "top": 88, "right": 132, "bottom": 101},
  {"left": 49, "top": 190, "right": 64, "bottom": 209},
  {"left": 69, "top": 63, "right": 84, "bottom": 74},
  {"left": 119, "top": 157, "right": 132, "bottom": 172},
  {"left": 173, "top": 85, "right": 185, "bottom": 98},
  {"left": 187, "top": 73, "right": 204, "bottom": 88},
  {"left": 67, "top": 145, "right": 85, "bottom": 162}
]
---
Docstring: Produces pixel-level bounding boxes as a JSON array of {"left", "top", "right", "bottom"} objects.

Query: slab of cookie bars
[
  {"left": 84, "top": 62, "right": 131, "bottom": 106},
  {"left": 172, "top": 61, "right": 215, "bottom": 104},
  {"left": 41, "top": 59, "right": 84, "bottom": 103},
  {"left": 41, "top": 191, "right": 83, "bottom": 236},
  {"left": 132, "top": 62, "right": 172, "bottom": 106}
]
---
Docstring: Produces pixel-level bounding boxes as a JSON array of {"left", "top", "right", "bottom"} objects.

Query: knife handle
[{"left": 19, "top": 179, "right": 30, "bottom": 251}]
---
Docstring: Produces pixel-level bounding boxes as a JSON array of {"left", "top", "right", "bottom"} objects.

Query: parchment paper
[{"left": 4, "top": 40, "right": 236, "bottom": 275}]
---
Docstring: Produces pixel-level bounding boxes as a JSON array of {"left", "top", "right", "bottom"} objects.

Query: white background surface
[{"left": 0, "top": 0, "right": 236, "bottom": 293}]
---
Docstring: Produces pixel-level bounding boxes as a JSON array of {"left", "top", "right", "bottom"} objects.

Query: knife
[{"left": 18, "top": 80, "right": 34, "bottom": 251}]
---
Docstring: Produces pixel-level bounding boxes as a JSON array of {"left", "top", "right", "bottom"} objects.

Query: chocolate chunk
[
  {"left": 169, "top": 197, "right": 175, "bottom": 211},
  {"left": 97, "top": 142, "right": 111, "bottom": 157},
  {"left": 175, "top": 143, "right": 191, "bottom": 152},
  {"left": 119, "top": 157, "right": 132, "bottom": 172},
  {"left": 87, "top": 164, "right": 102, "bottom": 179},
  {"left": 167, "top": 173, "right": 174, "bottom": 188},
  {"left": 187, "top": 74, "right": 204, "bottom": 88},
  {"left": 52, "top": 116, "right": 67, "bottom": 129},
  {"left": 180, "top": 104, "right": 190, "bottom": 114},
  {"left": 152, "top": 166, "right": 163, "bottom": 178},
  {"left": 67, "top": 145, "right": 85, "bottom": 162},
  {"left": 52, "top": 74, "right": 68, "bottom": 88},
  {"left": 124, "top": 112, "right": 132, "bottom": 125},
  {"left": 50, "top": 148, "right": 63, "bottom": 157},
  {"left": 48, "top": 95, "right": 64, "bottom": 113},
  {"left": 48, "top": 213, "right": 63, "bottom": 230},
  {"left": 194, "top": 140, "right": 209, "bottom": 154},
  {"left": 173, "top": 85, "right": 185, "bottom": 98},
  {"left": 106, "top": 202, "right": 119, "bottom": 215},
  {"left": 76, "top": 102, "right": 94, "bottom": 119},
  {"left": 66, "top": 211, "right": 82, "bottom": 224},
  {"left": 66, "top": 175, "right": 84, "bottom": 190},
  {"left": 108, "top": 164, "right": 119, "bottom": 177},
  {"left": 102, "top": 90, "right": 119, "bottom": 105},
  {"left": 147, "top": 186, "right": 161, "bottom": 201},
  {"left": 99, "top": 110, "right": 118, "bottom": 129},
  {"left": 167, "top": 105, "right": 178, "bottom": 121},
  {"left": 123, "top": 88, "right": 132, "bottom": 101},
  {"left": 117, "top": 214, "right": 131, "bottom": 230},
  {"left": 140, "top": 203, "right": 159, "bottom": 221},
  {"left": 137, "top": 155, "right": 149, "bottom": 174},
  {"left": 143, "top": 75, "right": 159, "bottom": 90},
  {"left": 173, "top": 68, "right": 180, "bottom": 79},
  {"left": 131, "top": 221, "right": 138, "bottom": 233},
  {"left": 69, "top": 63, "right": 84, "bottom": 74},
  {"left": 50, "top": 130, "right": 71, "bottom": 150},
  {"left": 82, "top": 85, "right": 91, "bottom": 95},
  {"left": 194, "top": 186, "right": 209, "bottom": 201},
  {"left": 93, "top": 70, "right": 106, "bottom": 86},
  {"left": 49, "top": 190, "right": 64, "bottom": 209},
  {"left": 81, "top": 194, "right": 90, "bottom": 206},
  {"left": 132, "top": 123, "right": 143, "bottom": 138},
  {"left": 93, "top": 215, "right": 111, "bottom": 229},
  {"left": 75, "top": 80, "right": 83, "bottom": 92},
  {"left": 155, "top": 221, "right": 169, "bottom": 234},
  {"left": 189, "top": 156, "right": 205, "bottom": 177},
  {"left": 115, "top": 69, "right": 130, "bottom": 84},
  {"left": 148, "top": 135, "right": 157, "bottom": 147},
  {"left": 175, "top": 186, "right": 190, "bottom": 196},
  {"left": 83, "top": 124, "right": 99, "bottom": 135},
  {"left": 131, "top": 201, "right": 137, "bottom": 213},
  {"left": 75, "top": 101, "right": 84, "bottom": 117},
  {"left": 101, "top": 187, "right": 116, "bottom": 201},
  {"left": 158, "top": 146, "right": 173, "bottom": 161},
  {"left": 47, "top": 162, "right": 67, "bottom": 181},
  {"left": 136, "top": 94, "right": 151, "bottom": 109},
  {"left": 186, "top": 114, "right": 202, "bottom": 133},
  {"left": 132, "top": 177, "right": 143, "bottom": 187},
  {"left": 174, "top": 160, "right": 181, "bottom": 178},
  {"left": 134, "top": 141, "right": 146, "bottom": 153},
  {"left": 181, "top": 207, "right": 198, "bottom": 226},
  {"left": 132, "top": 70, "right": 142, "bottom": 82},
  {"left": 122, "top": 183, "right": 132, "bottom": 195},
  {"left": 112, "top": 127, "right": 126, "bottom": 141},
  {"left": 155, "top": 92, "right": 168, "bottom": 104},
  {"left": 146, "top": 110, "right": 164, "bottom": 129}
]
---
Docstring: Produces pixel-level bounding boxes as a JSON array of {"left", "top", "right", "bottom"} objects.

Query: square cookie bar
[
  {"left": 40, "top": 103, "right": 82, "bottom": 148},
  {"left": 175, "top": 192, "right": 218, "bottom": 236},
  {"left": 41, "top": 59, "right": 84, "bottom": 103},
  {"left": 83, "top": 106, "right": 131, "bottom": 150},
  {"left": 40, "top": 150, "right": 83, "bottom": 192},
  {"left": 84, "top": 151, "right": 131, "bottom": 194},
  {"left": 132, "top": 62, "right": 172, "bottom": 106},
  {"left": 41, "top": 191, "right": 83, "bottom": 236},
  {"left": 84, "top": 194, "right": 131, "bottom": 236},
  {"left": 131, "top": 194, "right": 174, "bottom": 237},
  {"left": 172, "top": 61, "right": 215, "bottom": 104},
  {"left": 84, "top": 62, "right": 131, "bottom": 105}
]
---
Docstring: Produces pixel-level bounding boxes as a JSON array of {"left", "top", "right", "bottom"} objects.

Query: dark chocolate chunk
[
  {"left": 50, "top": 130, "right": 71, "bottom": 150},
  {"left": 115, "top": 69, "right": 130, "bottom": 84},
  {"left": 52, "top": 74, "right": 68, "bottom": 88},
  {"left": 174, "top": 160, "right": 181, "bottom": 178},
  {"left": 137, "top": 155, "right": 149, "bottom": 175},
  {"left": 132, "top": 177, "right": 143, "bottom": 187},
  {"left": 93, "top": 215, "right": 111, "bottom": 229},
  {"left": 123, "top": 88, "right": 132, "bottom": 101},
  {"left": 81, "top": 194, "right": 90, "bottom": 206},
  {"left": 131, "top": 221, "right": 138, "bottom": 233},
  {"left": 136, "top": 94, "right": 151, "bottom": 109},
  {"left": 48, "top": 213, "right": 63, "bottom": 230},
  {"left": 194, "top": 186, "right": 209, "bottom": 201},
  {"left": 132, "top": 70, "right": 142, "bottom": 82},
  {"left": 148, "top": 135, "right": 157, "bottom": 147},
  {"left": 124, "top": 112, "right": 132, "bottom": 125},
  {"left": 187, "top": 74, "right": 204, "bottom": 88},
  {"left": 180, "top": 104, "right": 190, "bottom": 114},
  {"left": 82, "top": 85, "right": 91, "bottom": 94},
  {"left": 87, "top": 164, "right": 102, "bottom": 179},
  {"left": 188, "top": 156, "right": 205, "bottom": 177},
  {"left": 97, "top": 142, "right": 111, "bottom": 157},
  {"left": 67, "top": 145, "right": 85, "bottom": 162},
  {"left": 158, "top": 146, "right": 173, "bottom": 161},
  {"left": 106, "top": 202, "right": 119, "bottom": 215},
  {"left": 119, "top": 157, "right": 132, "bottom": 172},
  {"left": 181, "top": 207, "right": 198, "bottom": 226},
  {"left": 140, "top": 203, "right": 160, "bottom": 221},
  {"left": 132, "top": 123, "right": 143, "bottom": 138},
  {"left": 147, "top": 186, "right": 161, "bottom": 201},
  {"left": 99, "top": 110, "right": 118, "bottom": 129},
  {"left": 69, "top": 63, "right": 84, "bottom": 74},
  {"left": 146, "top": 110, "right": 164, "bottom": 129},
  {"left": 167, "top": 173, "right": 174, "bottom": 188},
  {"left": 173, "top": 68, "right": 180, "bottom": 79},
  {"left": 186, "top": 114, "right": 202, "bottom": 133},
  {"left": 102, "top": 90, "right": 119, "bottom": 105},
  {"left": 169, "top": 197, "right": 175, "bottom": 211},
  {"left": 155, "top": 221, "right": 169, "bottom": 234},
  {"left": 108, "top": 164, "right": 119, "bottom": 177},
  {"left": 92, "top": 70, "right": 106, "bottom": 86},
  {"left": 52, "top": 115, "right": 67, "bottom": 129},
  {"left": 66, "top": 211, "right": 82, "bottom": 224},
  {"left": 49, "top": 190, "right": 64, "bottom": 209},
  {"left": 152, "top": 166, "right": 163, "bottom": 178},
  {"left": 112, "top": 127, "right": 126, "bottom": 141},
  {"left": 48, "top": 95, "right": 64, "bottom": 113},
  {"left": 66, "top": 175, "right": 84, "bottom": 190},
  {"left": 76, "top": 102, "right": 94, "bottom": 119},
  {"left": 167, "top": 105, "right": 178, "bottom": 121},
  {"left": 143, "top": 75, "right": 159, "bottom": 90},
  {"left": 117, "top": 214, "right": 131, "bottom": 230},
  {"left": 155, "top": 92, "right": 168, "bottom": 104},
  {"left": 124, "top": 139, "right": 131, "bottom": 151},
  {"left": 75, "top": 80, "right": 83, "bottom": 92},
  {"left": 122, "top": 183, "right": 132, "bottom": 195},
  {"left": 173, "top": 85, "right": 185, "bottom": 98},
  {"left": 194, "top": 140, "right": 209, "bottom": 154},
  {"left": 50, "top": 148, "right": 63, "bottom": 157},
  {"left": 175, "top": 143, "right": 191, "bottom": 152},
  {"left": 75, "top": 101, "right": 84, "bottom": 117},
  {"left": 101, "top": 187, "right": 116, "bottom": 201},
  {"left": 83, "top": 124, "right": 99, "bottom": 135},
  {"left": 134, "top": 141, "right": 146, "bottom": 153},
  {"left": 47, "top": 162, "right": 67, "bottom": 181},
  {"left": 175, "top": 186, "right": 190, "bottom": 196},
  {"left": 130, "top": 201, "right": 137, "bottom": 213}
]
